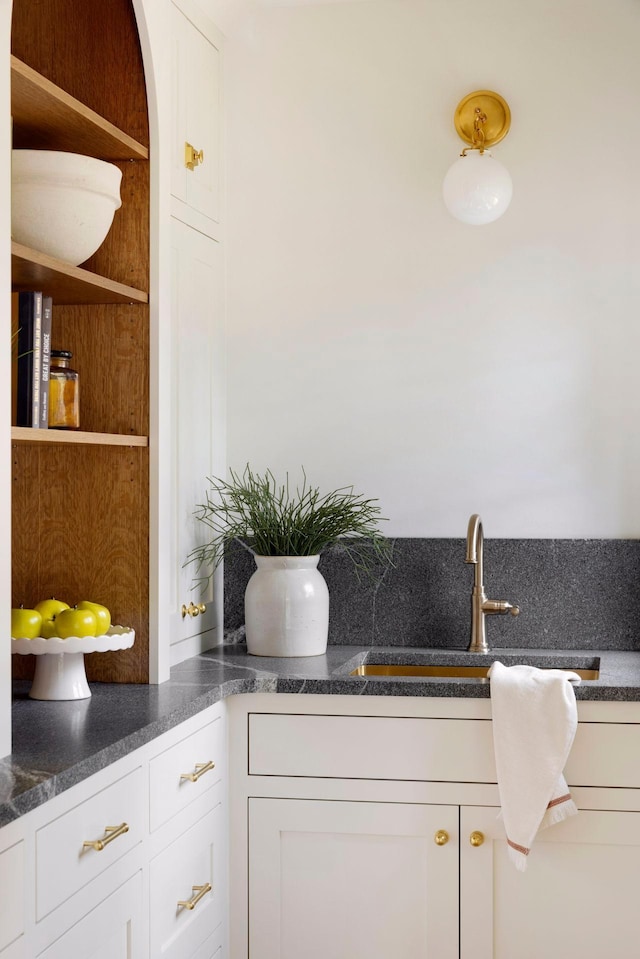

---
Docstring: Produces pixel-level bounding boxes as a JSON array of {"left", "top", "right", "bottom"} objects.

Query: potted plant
[{"left": 186, "top": 465, "right": 392, "bottom": 657}]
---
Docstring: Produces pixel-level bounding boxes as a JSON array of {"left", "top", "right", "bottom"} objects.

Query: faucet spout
[{"left": 464, "top": 513, "right": 520, "bottom": 653}]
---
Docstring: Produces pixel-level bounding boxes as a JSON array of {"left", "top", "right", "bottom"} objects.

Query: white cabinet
[
  {"left": 170, "top": 0, "right": 222, "bottom": 237},
  {"left": 150, "top": 805, "right": 225, "bottom": 959},
  {"left": 0, "top": 834, "right": 24, "bottom": 955},
  {"left": 168, "top": 217, "right": 225, "bottom": 667},
  {"left": 249, "top": 798, "right": 458, "bottom": 959},
  {"left": 37, "top": 873, "right": 144, "bottom": 959},
  {"left": 229, "top": 694, "right": 640, "bottom": 959},
  {"left": 460, "top": 806, "right": 640, "bottom": 959},
  {"left": 0, "top": 701, "right": 227, "bottom": 959}
]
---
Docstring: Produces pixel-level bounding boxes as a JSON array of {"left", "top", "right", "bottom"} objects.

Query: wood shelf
[
  {"left": 11, "top": 242, "right": 148, "bottom": 305},
  {"left": 11, "top": 56, "right": 149, "bottom": 161},
  {"left": 11, "top": 427, "right": 148, "bottom": 447}
]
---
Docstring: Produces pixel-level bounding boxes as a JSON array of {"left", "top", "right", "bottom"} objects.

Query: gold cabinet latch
[
  {"left": 185, "top": 141, "right": 204, "bottom": 170},
  {"left": 181, "top": 602, "right": 206, "bottom": 619}
]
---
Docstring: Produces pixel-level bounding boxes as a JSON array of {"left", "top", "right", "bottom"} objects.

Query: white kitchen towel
[{"left": 488, "top": 661, "right": 581, "bottom": 871}]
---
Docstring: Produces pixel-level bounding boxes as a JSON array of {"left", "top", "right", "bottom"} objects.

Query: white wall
[{"left": 223, "top": 0, "right": 640, "bottom": 538}]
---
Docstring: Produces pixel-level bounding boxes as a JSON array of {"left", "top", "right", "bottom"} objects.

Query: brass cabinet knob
[
  {"left": 185, "top": 141, "right": 204, "bottom": 170},
  {"left": 470, "top": 830, "right": 485, "bottom": 847},
  {"left": 181, "top": 602, "right": 207, "bottom": 619},
  {"left": 434, "top": 829, "right": 450, "bottom": 846},
  {"left": 177, "top": 882, "right": 212, "bottom": 911}
]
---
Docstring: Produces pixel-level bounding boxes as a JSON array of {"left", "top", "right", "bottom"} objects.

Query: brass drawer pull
[
  {"left": 178, "top": 882, "right": 212, "bottom": 911},
  {"left": 180, "top": 761, "right": 215, "bottom": 783},
  {"left": 470, "top": 831, "right": 485, "bottom": 847},
  {"left": 434, "top": 829, "right": 450, "bottom": 846},
  {"left": 83, "top": 822, "right": 129, "bottom": 852}
]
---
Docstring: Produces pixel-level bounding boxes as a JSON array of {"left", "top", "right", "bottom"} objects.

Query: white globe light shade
[{"left": 442, "top": 149, "right": 513, "bottom": 225}]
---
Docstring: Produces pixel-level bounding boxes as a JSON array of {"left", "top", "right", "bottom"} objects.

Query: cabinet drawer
[
  {"left": 150, "top": 803, "right": 224, "bottom": 959},
  {"left": 36, "top": 766, "right": 143, "bottom": 920},
  {"left": 249, "top": 713, "right": 640, "bottom": 788},
  {"left": 0, "top": 840, "right": 24, "bottom": 952},
  {"left": 37, "top": 871, "right": 142, "bottom": 959},
  {"left": 150, "top": 716, "right": 223, "bottom": 832},
  {"left": 249, "top": 714, "right": 497, "bottom": 782}
]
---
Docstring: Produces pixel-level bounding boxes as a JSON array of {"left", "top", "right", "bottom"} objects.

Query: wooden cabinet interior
[{"left": 10, "top": 0, "right": 151, "bottom": 683}]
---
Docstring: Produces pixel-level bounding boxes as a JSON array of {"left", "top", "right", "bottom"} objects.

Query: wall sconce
[{"left": 442, "top": 90, "right": 512, "bottom": 225}]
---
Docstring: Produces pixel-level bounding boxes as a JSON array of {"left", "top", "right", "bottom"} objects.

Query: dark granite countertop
[{"left": 2, "top": 644, "right": 640, "bottom": 828}]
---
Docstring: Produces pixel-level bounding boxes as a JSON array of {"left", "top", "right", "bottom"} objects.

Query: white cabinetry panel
[
  {"left": 249, "top": 798, "right": 459, "bottom": 959},
  {"left": 171, "top": 0, "right": 221, "bottom": 235},
  {"left": 35, "top": 766, "right": 143, "bottom": 920},
  {"left": 150, "top": 715, "right": 224, "bottom": 831},
  {"left": 168, "top": 217, "right": 225, "bottom": 664},
  {"left": 150, "top": 804, "right": 225, "bottom": 959},
  {"left": 37, "top": 872, "right": 142, "bottom": 959},
  {"left": 0, "top": 839, "right": 24, "bottom": 952}
]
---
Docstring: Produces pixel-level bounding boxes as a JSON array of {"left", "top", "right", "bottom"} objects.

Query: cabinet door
[
  {"left": 249, "top": 798, "right": 458, "bottom": 959},
  {"left": 460, "top": 806, "right": 640, "bottom": 959},
  {"left": 37, "top": 871, "right": 143, "bottom": 959},
  {"left": 168, "top": 218, "right": 225, "bottom": 665},
  {"left": 150, "top": 805, "right": 225, "bottom": 959},
  {"left": 171, "top": 0, "right": 221, "bottom": 234}
]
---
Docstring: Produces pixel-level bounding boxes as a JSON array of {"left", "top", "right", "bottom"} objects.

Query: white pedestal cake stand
[{"left": 11, "top": 626, "right": 135, "bottom": 700}]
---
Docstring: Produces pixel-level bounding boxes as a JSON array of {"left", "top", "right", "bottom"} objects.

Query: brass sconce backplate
[{"left": 453, "top": 90, "right": 511, "bottom": 148}]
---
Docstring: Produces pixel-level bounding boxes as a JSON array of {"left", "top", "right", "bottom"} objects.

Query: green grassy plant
[{"left": 186, "top": 465, "right": 393, "bottom": 589}]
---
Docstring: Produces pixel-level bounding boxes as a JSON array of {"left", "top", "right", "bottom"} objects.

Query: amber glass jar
[{"left": 49, "top": 350, "right": 80, "bottom": 429}]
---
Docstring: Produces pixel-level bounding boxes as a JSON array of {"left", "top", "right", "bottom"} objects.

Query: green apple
[
  {"left": 77, "top": 600, "right": 111, "bottom": 636},
  {"left": 11, "top": 605, "right": 42, "bottom": 639},
  {"left": 55, "top": 606, "right": 98, "bottom": 639},
  {"left": 35, "top": 597, "right": 70, "bottom": 638}
]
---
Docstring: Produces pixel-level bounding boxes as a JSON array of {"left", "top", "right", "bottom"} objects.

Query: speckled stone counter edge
[{"left": 4, "top": 642, "right": 640, "bottom": 828}]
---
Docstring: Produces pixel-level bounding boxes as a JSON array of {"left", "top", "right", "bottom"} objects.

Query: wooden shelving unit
[
  {"left": 11, "top": 55, "right": 148, "bottom": 161},
  {"left": 11, "top": 427, "right": 148, "bottom": 447},
  {"left": 11, "top": 243, "right": 148, "bottom": 305},
  {"left": 10, "top": 0, "right": 151, "bottom": 685}
]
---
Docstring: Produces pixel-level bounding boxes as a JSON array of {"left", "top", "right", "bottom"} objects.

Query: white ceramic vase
[{"left": 245, "top": 555, "right": 329, "bottom": 657}]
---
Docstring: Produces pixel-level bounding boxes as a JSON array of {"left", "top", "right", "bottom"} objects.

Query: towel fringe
[
  {"left": 507, "top": 844, "right": 528, "bottom": 872},
  {"left": 540, "top": 796, "right": 578, "bottom": 831}
]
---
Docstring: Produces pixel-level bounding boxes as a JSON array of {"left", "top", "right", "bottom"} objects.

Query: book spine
[
  {"left": 16, "top": 292, "right": 35, "bottom": 427},
  {"left": 39, "top": 296, "right": 53, "bottom": 428},
  {"left": 31, "top": 292, "right": 42, "bottom": 429},
  {"left": 16, "top": 291, "right": 44, "bottom": 428}
]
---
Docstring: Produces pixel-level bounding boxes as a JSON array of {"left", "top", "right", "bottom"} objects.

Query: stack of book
[{"left": 13, "top": 290, "right": 53, "bottom": 429}]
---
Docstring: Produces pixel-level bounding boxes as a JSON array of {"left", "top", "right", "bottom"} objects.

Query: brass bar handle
[
  {"left": 434, "top": 829, "right": 450, "bottom": 846},
  {"left": 180, "top": 760, "right": 215, "bottom": 783},
  {"left": 470, "top": 831, "right": 485, "bottom": 847},
  {"left": 181, "top": 602, "right": 207, "bottom": 619},
  {"left": 83, "top": 822, "right": 129, "bottom": 852},
  {"left": 178, "top": 882, "right": 212, "bottom": 911},
  {"left": 185, "top": 142, "right": 204, "bottom": 170}
]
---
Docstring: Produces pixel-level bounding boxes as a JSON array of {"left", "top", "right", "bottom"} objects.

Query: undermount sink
[{"left": 347, "top": 652, "right": 600, "bottom": 682}]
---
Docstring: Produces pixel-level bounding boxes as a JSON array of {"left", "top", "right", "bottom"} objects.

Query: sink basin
[
  {"left": 347, "top": 652, "right": 600, "bottom": 682},
  {"left": 351, "top": 663, "right": 599, "bottom": 681}
]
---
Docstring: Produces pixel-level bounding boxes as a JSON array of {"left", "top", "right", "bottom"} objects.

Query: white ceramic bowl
[{"left": 11, "top": 149, "right": 123, "bottom": 266}]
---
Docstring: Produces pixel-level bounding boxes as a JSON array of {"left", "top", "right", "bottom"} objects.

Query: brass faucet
[{"left": 465, "top": 514, "right": 520, "bottom": 653}]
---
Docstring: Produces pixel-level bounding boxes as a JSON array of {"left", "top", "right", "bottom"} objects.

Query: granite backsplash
[{"left": 223, "top": 538, "right": 640, "bottom": 651}]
